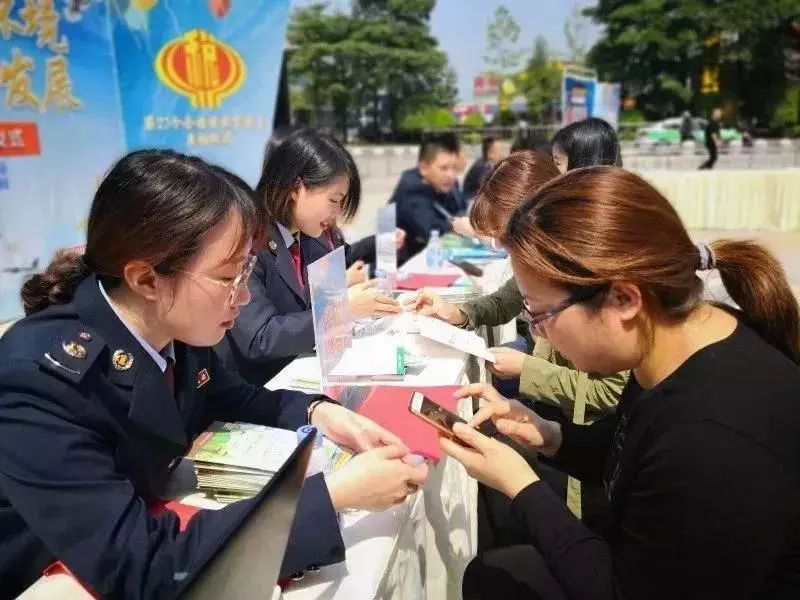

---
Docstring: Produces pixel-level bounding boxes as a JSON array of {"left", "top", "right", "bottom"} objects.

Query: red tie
[
  {"left": 289, "top": 240, "right": 305, "bottom": 289},
  {"left": 164, "top": 358, "right": 175, "bottom": 397}
]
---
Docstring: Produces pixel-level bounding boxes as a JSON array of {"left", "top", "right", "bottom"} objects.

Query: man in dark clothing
[
  {"left": 463, "top": 135, "right": 505, "bottom": 201},
  {"left": 679, "top": 111, "right": 693, "bottom": 143},
  {"left": 699, "top": 108, "right": 722, "bottom": 170},
  {"left": 390, "top": 136, "right": 473, "bottom": 259}
]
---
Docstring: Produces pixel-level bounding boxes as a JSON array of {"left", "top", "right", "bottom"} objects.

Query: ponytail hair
[
  {"left": 504, "top": 166, "right": 800, "bottom": 365},
  {"left": 712, "top": 240, "right": 800, "bottom": 364},
  {"left": 21, "top": 250, "right": 90, "bottom": 316},
  {"left": 20, "top": 150, "right": 259, "bottom": 316}
]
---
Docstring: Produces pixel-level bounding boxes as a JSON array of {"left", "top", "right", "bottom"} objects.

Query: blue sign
[
  {"left": 110, "top": 0, "right": 289, "bottom": 185},
  {"left": 0, "top": 0, "right": 290, "bottom": 321},
  {"left": 0, "top": 0, "right": 124, "bottom": 321},
  {"left": 562, "top": 73, "right": 597, "bottom": 125}
]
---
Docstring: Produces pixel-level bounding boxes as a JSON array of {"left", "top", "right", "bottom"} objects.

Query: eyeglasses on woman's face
[{"left": 173, "top": 254, "right": 257, "bottom": 305}]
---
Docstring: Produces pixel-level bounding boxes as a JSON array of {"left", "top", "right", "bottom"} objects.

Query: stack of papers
[{"left": 187, "top": 422, "right": 352, "bottom": 504}]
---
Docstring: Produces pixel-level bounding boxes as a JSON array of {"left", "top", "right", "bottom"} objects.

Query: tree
[
  {"left": 288, "top": 0, "right": 456, "bottom": 140},
  {"left": 463, "top": 113, "right": 486, "bottom": 129},
  {"left": 585, "top": 0, "right": 799, "bottom": 122},
  {"left": 563, "top": 1, "right": 589, "bottom": 63},
  {"left": 287, "top": 5, "right": 359, "bottom": 138},
  {"left": 399, "top": 106, "right": 456, "bottom": 131},
  {"left": 521, "top": 37, "right": 562, "bottom": 124},
  {"left": 484, "top": 5, "right": 524, "bottom": 74}
]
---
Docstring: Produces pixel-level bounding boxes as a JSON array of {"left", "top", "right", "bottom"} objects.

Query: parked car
[{"left": 635, "top": 117, "right": 742, "bottom": 146}]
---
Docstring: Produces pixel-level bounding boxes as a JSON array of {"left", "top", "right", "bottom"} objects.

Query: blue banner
[
  {"left": 562, "top": 72, "right": 596, "bottom": 125},
  {"left": 110, "top": 0, "right": 289, "bottom": 185},
  {"left": 0, "top": 0, "right": 124, "bottom": 321},
  {"left": 592, "top": 82, "right": 621, "bottom": 129}
]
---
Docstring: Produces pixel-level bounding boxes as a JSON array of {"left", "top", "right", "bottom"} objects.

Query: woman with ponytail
[
  {"left": 440, "top": 166, "right": 800, "bottom": 599},
  {"left": 0, "top": 150, "right": 427, "bottom": 599}
]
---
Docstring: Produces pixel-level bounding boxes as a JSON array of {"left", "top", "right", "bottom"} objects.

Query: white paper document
[
  {"left": 416, "top": 315, "right": 497, "bottom": 362},
  {"left": 328, "top": 336, "right": 405, "bottom": 380}
]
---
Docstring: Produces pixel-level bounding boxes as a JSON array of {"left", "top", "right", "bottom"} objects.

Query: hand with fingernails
[
  {"left": 347, "top": 279, "right": 401, "bottom": 318},
  {"left": 346, "top": 260, "right": 369, "bottom": 287},
  {"left": 486, "top": 347, "right": 527, "bottom": 379},
  {"left": 438, "top": 382, "right": 563, "bottom": 499}
]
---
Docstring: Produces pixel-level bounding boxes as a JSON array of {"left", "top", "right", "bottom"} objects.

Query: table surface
[{"left": 278, "top": 253, "right": 513, "bottom": 599}]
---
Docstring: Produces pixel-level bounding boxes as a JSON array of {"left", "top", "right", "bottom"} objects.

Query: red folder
[
  {"left": 356, "top": 386, "right": 462, "bottom": 462},
  {"left": 396, "top": 273, "right": 460, "bottom": 290}
]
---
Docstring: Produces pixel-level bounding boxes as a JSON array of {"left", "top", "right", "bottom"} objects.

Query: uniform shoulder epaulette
[{"left": 35, "top": 326, "right": 105, "bottom": 384}]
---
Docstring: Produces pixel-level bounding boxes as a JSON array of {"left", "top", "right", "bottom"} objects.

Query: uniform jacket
[
  {"left": 216, "top": 221, "right": 315, "bottom": 387},
  {"left": 0, "top": 275, "right": 343, "bottom": 599}
]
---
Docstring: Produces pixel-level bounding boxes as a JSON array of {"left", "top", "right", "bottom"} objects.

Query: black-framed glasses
[
  {"left": 521, "top": 287, "right": 606, "bottom": 328},
  {"left": 173, "top": 254, "right": 257, "bottom": 305}
]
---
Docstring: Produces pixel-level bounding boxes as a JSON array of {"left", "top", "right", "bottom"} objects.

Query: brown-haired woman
[
  {"left": 413, "top": 151, "right": 627, "bottom": 524},
  {"left": 0, "top": 150, "right": 427, "bottom": 599},
  {"left": 441, "top": 166, "right": 800, "bottom": 599},
  {"left": 414, "top": 151, "right": 626, "bottom": 422}
]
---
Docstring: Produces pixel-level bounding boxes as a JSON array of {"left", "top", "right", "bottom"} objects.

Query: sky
[{"left": 430, "top": 0, "right": 602, "bottom": 102}]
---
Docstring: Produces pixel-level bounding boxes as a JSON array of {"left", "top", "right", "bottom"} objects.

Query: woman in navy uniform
[
  {"left": 0, "top": 150, "right": 428, "bottom": 599},
  {"left": 215, "top": 129, "right": 400, "bottom": 387}
]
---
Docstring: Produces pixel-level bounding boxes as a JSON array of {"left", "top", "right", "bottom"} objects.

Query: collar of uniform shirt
[
  {"left": 275, "top": 221, "right": 297, "bottom": 248},
  {"left": 98, "top": 280, "right": 176, "bottom": 373}
]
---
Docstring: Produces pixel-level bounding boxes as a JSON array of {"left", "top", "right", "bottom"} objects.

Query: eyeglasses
[
  {"left": 521, "top": 287, "right": 606, "bottom": 328},
  {"left": 173, "top": 254, "right": 257, "bottom": 305}
]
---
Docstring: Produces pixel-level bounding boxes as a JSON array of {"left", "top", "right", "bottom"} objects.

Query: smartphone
[
  {"left": 409, "top": 392, "right": 496, "bottom": 444},
  {"left": 449, "top": 259, "right": 484, "bottom": 277}
]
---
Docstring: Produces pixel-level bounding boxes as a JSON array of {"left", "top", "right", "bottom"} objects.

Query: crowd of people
[{"left": 0, "top": 115, "right": 798, "bottom": 599}]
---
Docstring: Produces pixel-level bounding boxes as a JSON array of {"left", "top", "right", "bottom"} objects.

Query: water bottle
[
  {"left": 426, "top": 229, "right": 443, "bottom": 271},
  {"left": 297, "top": 426, "right": 329, "bottom": 477}
]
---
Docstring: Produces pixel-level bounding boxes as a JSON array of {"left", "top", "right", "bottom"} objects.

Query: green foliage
[
  {"left": 585, "top": 0, "right": 799, "bottom": 121},
  {"left": 497, "top": 108, "right": 519, "bottom": 126},
  {"left": 619, "top": 109, "right": 646, "bottom": 123},
  {"left": 770, "top": 84, "right": 800, "bottom": 130},
  {"left": 288, "top": 0, "right": 456, "bottom": 139},
  {"left": 463, "top": 113, "right": 486, "bottom": 129},
  {"left": 519, "top": 37, "right": 562, "bottom": 123},
  {"left": 399, "top": 106, "right": 457, "bottom": 131},
  {"left": 484, "top": 5, "right": 524, "bottom": 74}
]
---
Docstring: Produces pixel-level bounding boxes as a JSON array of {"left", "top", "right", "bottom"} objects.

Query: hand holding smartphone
[{"left": 408, "top": 392, "right": 497, "bottom": 446}]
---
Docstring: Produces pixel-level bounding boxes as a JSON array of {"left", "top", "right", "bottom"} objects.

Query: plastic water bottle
[
  {"left": 297, "top": 426, "right": 329, "bottom": 477},
  {"left": 426, "top": 229, "right": 443, "bottom": 271}
]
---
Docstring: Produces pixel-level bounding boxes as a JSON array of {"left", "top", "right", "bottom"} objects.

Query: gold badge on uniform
[
  {"left": 62, "top": 340, "right": 87, "bottom": 359},
  {"left": 197, "top": 368, "right": 211, "bottom": 389},
  {"left": 112, "top": 349, "right": 134, "bottom": 371}
]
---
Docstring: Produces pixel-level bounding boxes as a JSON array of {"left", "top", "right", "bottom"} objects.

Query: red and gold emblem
[
  {"left": 155, "top": 29, "right": 245, "bottom": 109},
  {"left": 196, "top": 368, "right": 211, "bottom": 389}
]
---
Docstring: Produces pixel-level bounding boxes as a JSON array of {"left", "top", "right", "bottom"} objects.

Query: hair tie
[{"left": 697, "top": 242, "right": 716, "bottom": 271}]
